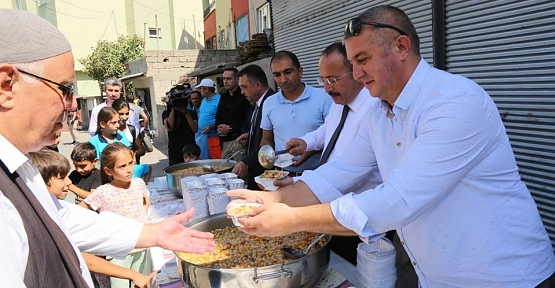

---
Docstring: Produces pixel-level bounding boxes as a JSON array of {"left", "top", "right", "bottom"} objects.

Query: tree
[{"left": 79, "top": 35, "right": 144, "bottom": 83}]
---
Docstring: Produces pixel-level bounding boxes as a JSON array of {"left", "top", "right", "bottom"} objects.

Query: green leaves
[{"left": 79, "top": 35, "right": 144, "bottom": 83}]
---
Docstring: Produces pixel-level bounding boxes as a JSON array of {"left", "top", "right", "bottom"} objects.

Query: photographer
[{"left": 163, "top": 85, "right": 198, "bottom": 166}]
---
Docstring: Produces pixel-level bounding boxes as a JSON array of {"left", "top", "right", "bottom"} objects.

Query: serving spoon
[
  {"left": 282, "top": 234, "right": 326, "bottom": 259},
  {"left": 258, "top": 145, "right": 289, "bottom": 169},
  {"left": 203, "top": 150, "right": 245, "bottom": 172}
]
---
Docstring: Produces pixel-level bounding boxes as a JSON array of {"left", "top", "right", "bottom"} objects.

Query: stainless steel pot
[
  {"left": 175, "top": 213, "right": 331, "bottom": 288},
  {"left": 164, "top": 159, "right": 237, "bottom": 198}
]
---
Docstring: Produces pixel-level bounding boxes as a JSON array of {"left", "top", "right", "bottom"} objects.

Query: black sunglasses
[
  {"left": 345, "top": 17, "right": 407, "bottom": 37},
  {"left": 18, "top": 69, "right": 75, "bottom": 100}
]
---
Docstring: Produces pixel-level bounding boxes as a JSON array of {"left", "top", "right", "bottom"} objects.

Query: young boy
[
  {"left": 29, "top": 149, "right": 157, "bottom": 288},
  {"left": 69, "top": 142, "right": 101, "bottom": 204},
  {"left": 182, "top": 143, "right": 201, "bottom": 163}
]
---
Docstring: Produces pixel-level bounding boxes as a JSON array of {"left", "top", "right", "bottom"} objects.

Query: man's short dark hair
[
  {"left": 71, "top": 142, "right": 98, "bottom": 162},
  {"left": 238, "top": 65, "right": 269, "bottom": 87},
  {"left": 271, "top": 50, "right": 301, "bottom": 69},
  {"left": 321, "top": 42, "right": 352, "bottom": 72},
  {"left": 223, "top": 67, "right": 238, "bottom": 77}
]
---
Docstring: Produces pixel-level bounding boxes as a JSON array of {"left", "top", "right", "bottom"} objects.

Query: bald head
[{"left": 0, "top": 9, "right": 71, "bottom": 64}]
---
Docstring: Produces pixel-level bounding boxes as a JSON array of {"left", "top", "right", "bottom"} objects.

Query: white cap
[{"left": 195, "top": 78, "right": 216, "bottom": 88}]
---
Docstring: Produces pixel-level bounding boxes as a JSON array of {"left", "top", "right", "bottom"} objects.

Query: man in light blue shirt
[
  {"left": 195, "top": 78, "right": 221, "bottom": 159},
  {"left": 260, "top": 51, "right": 332, "bottom": 173},
  {"left": 229, "top": 5, "right": 555, "bottom": 287}
]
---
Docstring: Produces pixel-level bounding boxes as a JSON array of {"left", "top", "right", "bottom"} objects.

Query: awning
[
  {"left": 119, "top": 72, "right": 146, "bottom": 81},
  {"left": 188, "top": 61, "right": 237, "bottom": 78}
]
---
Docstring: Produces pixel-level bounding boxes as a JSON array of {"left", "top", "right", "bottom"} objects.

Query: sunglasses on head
[{"left": 344, "top": 17, "right": 408, "bottom": 37}]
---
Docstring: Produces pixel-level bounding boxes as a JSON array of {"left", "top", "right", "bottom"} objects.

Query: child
[
  {"left": 112, "top": 98, "right": 146, "bottom": 164},
  {"left": 182, "top": 143, "right": 201, "bottom": 163},
  {"left": 69, "top": 142, "right": 101, "bottom": 204},
  {"left": 28, "top": 149, "right": 157, "bottom": 288},
  {"left": 113, "top": 98, "right": 153, "bottom": 183},
  {"left": 88, "top": 106, "right": 131, "bottom": 161},
  {"left": 79, "top": 142, "right": 151, "bottom": 288}
]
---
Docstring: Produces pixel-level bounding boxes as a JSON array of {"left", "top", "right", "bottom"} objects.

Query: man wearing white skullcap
[{"left": 0, "top": 9, "right": 215, "bottom": 288}]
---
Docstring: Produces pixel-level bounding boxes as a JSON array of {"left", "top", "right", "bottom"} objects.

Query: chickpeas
[{"left": 176, "top": 227, "right": 326, "bottom": 269}]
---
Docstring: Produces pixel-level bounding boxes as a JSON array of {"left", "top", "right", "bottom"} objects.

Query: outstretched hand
[
  {"left": 131, "top": 270, "right": 158, "bottom": 288},
  {"left": 154, "top": 208, "right": 215, "bottom": 253}
]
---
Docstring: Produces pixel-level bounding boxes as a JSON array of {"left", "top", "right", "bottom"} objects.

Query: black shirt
[
  {"left": 215, "top": 87, "right": 251, "bottom": 142},
  {"left": 163, "top": 108, "right": 198, "bottom": 163},
  {"left": 69, "top": 169, "right": 101, "bottom": 204}
]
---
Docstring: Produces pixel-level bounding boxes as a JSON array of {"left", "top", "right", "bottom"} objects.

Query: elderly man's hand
[
  {"left": 154, "top": 208, "right": 215, "bottom": 253},
  {"left": 237, "top": 203, "right": 299, "bottom": 237}
]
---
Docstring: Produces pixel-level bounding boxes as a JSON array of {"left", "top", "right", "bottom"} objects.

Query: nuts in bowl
[{"left": 226, "top": 203, "right": 262, "bottom": 227}]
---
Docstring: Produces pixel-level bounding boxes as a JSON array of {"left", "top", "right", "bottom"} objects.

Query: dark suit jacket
[{"left": 242, "top": 88, "right": 275, "bottom": 189}]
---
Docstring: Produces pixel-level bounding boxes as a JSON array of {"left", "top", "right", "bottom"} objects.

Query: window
[
  {"left": 39, "top": 0, "right": 47, "bottom": 5},
  {"left": 15, "top": 0, "right": 25, "bottom": 9},
  {"left": 235, "top": 14, "right": 249, "bottom": 46},
  {"left": 257, "top": 3, "right": 271, "bottom": 33},
  {"left": 148, "top": 28, "right": 161, "bottom": 38},
  {"left": 205, "top": 36, "right": 216, "bottom": 50}
]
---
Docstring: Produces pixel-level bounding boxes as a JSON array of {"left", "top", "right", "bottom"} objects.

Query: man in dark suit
[{"left": 232, "top": 65, "right": 275, "bottom": 190}]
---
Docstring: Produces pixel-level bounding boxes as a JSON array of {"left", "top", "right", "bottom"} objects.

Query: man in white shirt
[
  {"left": 88, "top": 78, "right": 141, "bottom": 136},
  {"left": 280, "top": 42, "right": 397, "bottom": 288},
  {"left": 229, "top": 5, "right": 555, "bottom": 288},
  {"left": 0, "top": 9, "right": 214, "bottom": 287}
]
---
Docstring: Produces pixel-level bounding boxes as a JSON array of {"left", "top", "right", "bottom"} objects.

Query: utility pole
[
  {"left": 143, "top": 22, "right": 147, "bottom": 52},
  {"left": 155, "top": 14, "right": 159, "bottom": 49},
  {"left": 193, "top": 13, "right": 198, "bottom": 49}
]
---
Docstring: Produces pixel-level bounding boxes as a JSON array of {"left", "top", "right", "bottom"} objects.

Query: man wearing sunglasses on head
[
  {"left": 0, "top": 9, "right": 215, "bottom": 287},
  {"left": 229, "top": 5, "right": 555, "bottom": 288}
]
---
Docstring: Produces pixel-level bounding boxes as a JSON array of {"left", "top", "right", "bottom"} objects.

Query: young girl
[
  {"left": 79, "top": 142, "right": 151, "bottom": 288},
  {"left": 112, "top": 98, "right": 146, "bottom": 163},
  {"left": 30, "top": 148, "right": 156, "bottom": 288},
  {"left": 88, "top": 106, "right": 131, "bottom": 161}
]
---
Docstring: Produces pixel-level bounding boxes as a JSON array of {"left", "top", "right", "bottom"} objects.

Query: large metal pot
[
  {"left": 164, "top": 159, "right": 237, "bottom": 198},
  {"left": 175, "top": 213, "right": 331, "bottom": 288}
]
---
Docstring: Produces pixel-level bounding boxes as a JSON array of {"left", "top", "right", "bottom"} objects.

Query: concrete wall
[
  {"left": 215, "top": 0, "right": 234, "bottom": 49},
  {"left": 172, "top": 0, "right": 205, "bottom": 49}
]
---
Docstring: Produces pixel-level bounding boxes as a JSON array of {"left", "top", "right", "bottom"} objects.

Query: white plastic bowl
[
  {"left": 226, "top": 203, "right": 262, "bottom": 227},
  {"left": 254, "top": 176, "right": 279, "bottom": 191}
]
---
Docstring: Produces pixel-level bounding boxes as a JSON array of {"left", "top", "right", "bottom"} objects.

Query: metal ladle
[
  {"left": 258, "top": 145, "right": 289, "bottom": 169},
  {"left": 282, "top": 234, "right": 326, "bottom": 259},
  {"left": 203, "top": 150, "right": 245, "bottom": 172}
]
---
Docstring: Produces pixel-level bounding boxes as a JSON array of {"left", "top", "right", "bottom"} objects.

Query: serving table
[{"left": 146, "top": 179, "right": 360, "bottom": 288}]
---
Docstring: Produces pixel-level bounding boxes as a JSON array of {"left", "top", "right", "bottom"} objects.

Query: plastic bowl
[
  {"left": 254, "top": 176, "right": 279, "bottom": 191},
  {"left": 226, "top": 203, "right": 262, "bottom": 227}
]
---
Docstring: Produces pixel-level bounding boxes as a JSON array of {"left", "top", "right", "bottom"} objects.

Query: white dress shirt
[
  {"left": 300, "top": 59, "right": 555, "bottom": 287},
  {"left": 0, "top": 134, "right": 143, "bottom": 287},
  {"left": 300, "top": 87, "right": 382, "bottom": 194}
]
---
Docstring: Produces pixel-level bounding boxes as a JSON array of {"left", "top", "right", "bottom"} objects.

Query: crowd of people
[{"left": 1, "top": 4, "right": 554, "bottom": 288}]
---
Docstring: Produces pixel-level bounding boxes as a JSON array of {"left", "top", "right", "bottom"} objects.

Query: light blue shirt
[
  {"left": 260, "top": 83, "right": 332, "bottom": 171},
  {"left": 88, "top": 131, "right": 131, "bottom": 160},
  {"left": 197, "top": 93, "right": 220, "bottom": 137},
  {"left": 301, "top": 59, "right": 555, "bottom": 287}
]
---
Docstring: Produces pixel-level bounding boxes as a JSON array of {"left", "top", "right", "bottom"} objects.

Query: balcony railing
[{"left": 203, "top": 0, "right": 216, "bottom": 18}]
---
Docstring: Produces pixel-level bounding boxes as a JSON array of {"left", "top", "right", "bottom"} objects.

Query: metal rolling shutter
[
  {"left": 445, "top": 0, "right": 555, "bottom": 247},
  {"left": 272, "top": 0, "right": 433, "bottom": 86}
]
